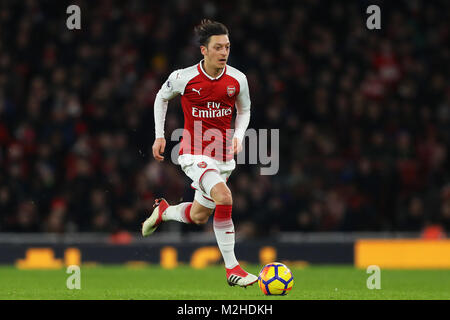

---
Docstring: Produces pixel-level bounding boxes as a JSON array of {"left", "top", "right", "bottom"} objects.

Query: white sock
[
  {"left": 213, "top": 204, "right": 239, "bottom": 269},
  {"left": 162, "top": 202, "right": 192, "bottom": 223}
]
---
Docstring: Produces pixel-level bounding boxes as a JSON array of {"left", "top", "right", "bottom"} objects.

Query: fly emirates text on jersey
[{"left": 191, "top": 102, "right": 232, "bottom": 118}]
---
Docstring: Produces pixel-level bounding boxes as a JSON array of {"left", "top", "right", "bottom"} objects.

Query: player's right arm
[{"left": 153, "top": 70, "right": 182, "bottom": 162}]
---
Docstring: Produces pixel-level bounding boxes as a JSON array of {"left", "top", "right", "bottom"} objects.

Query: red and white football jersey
[{"left": 155, "top": 60, "right": 251, "bottom": 161}]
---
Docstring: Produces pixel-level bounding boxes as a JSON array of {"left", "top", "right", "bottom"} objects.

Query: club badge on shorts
[
  {"left": 197, "top": 161, "right": 207, "bottom": 168},
  {"left": 227, "top": 85, "right": 236, "bottom": 97}
]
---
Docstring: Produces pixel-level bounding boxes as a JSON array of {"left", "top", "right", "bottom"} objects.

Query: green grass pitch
[{"left": 0, "top": 265, "right": 449, "bottom": 300}]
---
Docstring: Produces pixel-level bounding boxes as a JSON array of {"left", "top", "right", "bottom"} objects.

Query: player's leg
[
  {"left": 209, "top": 181, "right": 237, "bottom": 268},
  {"left": 142, "top": 191, "right": 214, "bottom": 236},
  {"left": 203, "top": 172, "right": 258, "bottom": 287},
  {"left": 188, "top": 200, "right": 214, "bottom": 224}
]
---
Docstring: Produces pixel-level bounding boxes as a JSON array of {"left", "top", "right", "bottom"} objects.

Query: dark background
[{"left": 0, "top": 0, "right": 449, "bottom": 237}]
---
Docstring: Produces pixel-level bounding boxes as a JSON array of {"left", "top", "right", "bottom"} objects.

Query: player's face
[{"left": 202, "top": 35, "right": 230, "bottom": 69}]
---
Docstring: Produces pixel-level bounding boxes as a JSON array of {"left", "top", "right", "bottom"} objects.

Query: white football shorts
[{"left": 178, "top": 154, "right": 236, "bottom": 209}]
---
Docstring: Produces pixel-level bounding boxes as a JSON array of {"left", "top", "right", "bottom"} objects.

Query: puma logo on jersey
[{"left": 192, "top": 88, "right": 202, "bottom": 95}]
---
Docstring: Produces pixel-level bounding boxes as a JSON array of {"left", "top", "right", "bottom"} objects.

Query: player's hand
[
  {"left": 152, "top": 138, "right": 166, "bottom": 162},
  {"left": 232, "top": 137, "right": 243, "bottom": 154}
]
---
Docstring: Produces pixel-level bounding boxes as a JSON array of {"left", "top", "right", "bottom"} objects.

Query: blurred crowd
[{"left": 0, "top": 0, "right": 449, "bottom": 237}]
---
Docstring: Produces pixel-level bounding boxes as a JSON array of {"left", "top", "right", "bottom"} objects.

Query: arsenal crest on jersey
[
  {"left": 197, "top": 161, "right": 207, "bottom": 168},
  {"left": 227, "top": 85, "right": 236, "bottom": 97}
]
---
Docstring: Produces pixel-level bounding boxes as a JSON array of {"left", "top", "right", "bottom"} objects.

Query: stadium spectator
[{"left": 0, "top": 0, "right": 448, "bottom": 237}]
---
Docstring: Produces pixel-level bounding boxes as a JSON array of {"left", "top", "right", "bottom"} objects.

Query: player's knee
[{"left": 213, "top": 189, "right": 233, "bottom": 206}]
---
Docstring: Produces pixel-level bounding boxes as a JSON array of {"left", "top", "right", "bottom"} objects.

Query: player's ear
[{"left": 200, "top": 45, "right": 207, "bottom": 56}]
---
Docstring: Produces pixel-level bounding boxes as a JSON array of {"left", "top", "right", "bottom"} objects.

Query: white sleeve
[
  {"left": 233, "top": 76, "right": 251, "bottom": 142},
  {"left": 154, "top": 71, "right": 182, "bottom": 138}
]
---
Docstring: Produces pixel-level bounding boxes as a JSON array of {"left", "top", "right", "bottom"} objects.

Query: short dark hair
[{"left": 194, "top": 19, "right": 229, "bottom": 47}]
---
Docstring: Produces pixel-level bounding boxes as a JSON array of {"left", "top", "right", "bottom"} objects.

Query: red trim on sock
[
  {"left": 184, "top": 203, "right": 194, "bottom": 224},
  {"left": 214, "top": 204, "right": 232, "bottom": 222}
]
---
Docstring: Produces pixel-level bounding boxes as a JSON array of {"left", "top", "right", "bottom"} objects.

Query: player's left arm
[{"left": 233, "top": 76, "right": 251, "bottom": 154}]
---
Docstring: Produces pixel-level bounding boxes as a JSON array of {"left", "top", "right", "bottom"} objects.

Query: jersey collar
[{"left": 198, "top": 60, "right": 226, "bottom": 80}]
